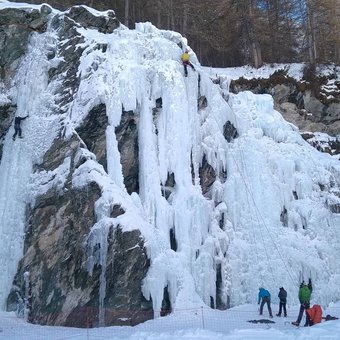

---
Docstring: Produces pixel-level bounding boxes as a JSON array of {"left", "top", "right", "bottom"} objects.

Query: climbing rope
[
  {"left": 230, "top": 148, "right": 279, "bottom": 288},
  {"left": 228, "top": 144, "right": 299, "bottom": 288},
  {"left": 235, "top": 148, "right": 269, "bottom": 287}
]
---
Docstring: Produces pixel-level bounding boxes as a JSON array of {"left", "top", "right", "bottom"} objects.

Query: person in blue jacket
[{"left": 258, "top": 287, "right": 273, "bottom": 318}]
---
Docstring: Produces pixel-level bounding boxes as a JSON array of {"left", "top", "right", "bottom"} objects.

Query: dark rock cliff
[
  {"left": 0, "top": 5, "right": 51, "bottom": 159},
  {"left": 3, "top": 5, "right": 152, "bottom": 327}
]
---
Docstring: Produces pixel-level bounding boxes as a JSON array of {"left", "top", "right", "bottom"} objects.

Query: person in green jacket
[{"left": 292, "top": 278, "right": 312, "bottom": 326}]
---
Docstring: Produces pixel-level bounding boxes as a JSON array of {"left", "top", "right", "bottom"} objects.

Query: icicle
[{"left": 85, "top": 220, "right": 112, "bottom": 326}]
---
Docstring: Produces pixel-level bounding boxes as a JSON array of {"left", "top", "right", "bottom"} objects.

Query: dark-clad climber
[
  {"left": 181, "top": 48, "right": 195, "bottom": 77},
  {"left": 12, "top": 115, "right": 29, "bottom": 141}
]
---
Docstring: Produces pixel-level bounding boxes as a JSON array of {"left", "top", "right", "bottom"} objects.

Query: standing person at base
[
  {"left": 258, "top": 287, "right": 273, "bottom": 318},
  {"left": 292, "top": 278, "right": 312, "bottom": 327},
  {"left": 276, "top": 287, "right": 287, "bottom": 317}
]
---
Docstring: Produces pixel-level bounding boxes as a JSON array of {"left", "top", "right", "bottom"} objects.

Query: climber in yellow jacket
[{"left": 181, "top": 48, "right": 195, "bottom": 77}]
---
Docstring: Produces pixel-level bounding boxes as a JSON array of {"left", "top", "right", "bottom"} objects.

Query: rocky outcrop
[
  {"left": 0, "top": 5, "right": 51, "bottom": 159},
  {"left": 76, "top": 103, "right": 108, "bottom": 171},
  {"left": 0, "top": 5, "right": 51, "bottom": 80},
  {"left": 115, "top": 110, "right": 139, "bottom": 194},
  {"left": 67, "top": 6, "right": 119, "bottom": 34},
  {"left": 101, "top": 227, "right": 152, "bottom": 326},
  {"left": 228, "top": 70, "right": 340, "bottom": 136},
  {"left": 48, "top": 6, "right": 119, "bottom": 111},
  {"left": 223, "top": 121, "right": 238, "bottom": 142},
  {"left": 199, "top": 157, "right": 216, "bottom": 195},
  {"left": 7, "top": 135, "right": 103, "bottom": 325},
  {"left": 5, "top": 5, "right": 151, "bottom": 328},
  {"left": 8, "top": 129, "right": 151, "bottom": 327},
  {"left": 301, "top": 132, "right": 340, "bottom": 157},
  {"left": 0, "top": 103, "right": 16, "bottom": 159}
]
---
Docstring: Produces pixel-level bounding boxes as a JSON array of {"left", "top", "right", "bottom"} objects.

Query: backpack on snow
[{"left": 306, "top": 305, "right": 322, "bottom": 325}]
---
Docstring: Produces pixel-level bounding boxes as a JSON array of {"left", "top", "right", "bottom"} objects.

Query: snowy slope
[
  {"left": 0, "top": 2, "right": 340, "bottom": 320},
  {"left": 1, "top": 303, "right": 340, "bottom": 339}
]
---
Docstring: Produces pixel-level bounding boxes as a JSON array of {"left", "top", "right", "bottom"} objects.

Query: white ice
[{"left": 0, "top": 3, "right": 339, "bottom": 325}]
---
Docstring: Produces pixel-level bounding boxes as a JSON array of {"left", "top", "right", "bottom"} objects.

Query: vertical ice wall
[
  {"left": 65, "top": 21, "right": 234, "bottom": 314},
  {"left": 223, "top": 91, "right": 340, "bottom": 305},
  {"left": 0, "top": 29, "right": 60, "bottom": 308}
]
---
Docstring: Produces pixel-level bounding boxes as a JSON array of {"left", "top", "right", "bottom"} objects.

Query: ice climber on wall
[
  {"left": 181, "top": 48, "right": 195, "bottom": 77},
  {"left": 12, "top": 115, "right": 29, "bottom": 141}
]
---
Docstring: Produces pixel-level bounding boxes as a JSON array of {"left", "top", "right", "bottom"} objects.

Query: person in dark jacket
[
  {"left": 12, "top": 115, "right": 29, "bottom": 140},
  {"left": 258, "top": 287, "right": 273, "bottom": 318},
  {"left": 276, "top": 287, "right": 287, "bottom": 317},
  {"left": 292, "top": 278, "right": 312, "bottom": 326}
]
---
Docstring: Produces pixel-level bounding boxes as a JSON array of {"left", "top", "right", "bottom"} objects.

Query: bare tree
[
  {"left": 230, "top": 0, "right": 263, "bottom": 67},
  {"left": 124, "top": 0, "right": 129, "bottom": 26}
]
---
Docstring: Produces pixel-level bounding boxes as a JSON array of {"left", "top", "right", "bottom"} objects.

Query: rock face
[
  {"left": 76, "top": 104, "right": 108, "bottom": 171},
  {"left": 301, "top": 132, "right": 340, "bottom": 157},
  {"left": 67, "top": 6, "right": 119, "bottom": 34},
  {"left": 5, "top": 5, "right": 152, "bottom": 328},
  {"left": 115, "top": 110, "right": 139, "bottom": 194},
  {"left": 8, "top": 123, "right": 151, "bottom": 327},
  {"left": 0, "top": 5, "right": 51, "bottom": 159},
  {"left": 226, "top": 69, "right": 340, "bottom": 158},
  {"left": 0, "top": 5, "right": 50, "bottom": 76},
  {"left": 0, "top": 103, "right": 16, "bottom": 158},
  {"left": 229, "top": 71, "right": 340, "bottom": 136}
]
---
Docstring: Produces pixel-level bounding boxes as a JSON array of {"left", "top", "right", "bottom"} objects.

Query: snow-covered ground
[
  {"left": 203, "top": 62, "right": 340, "bottom": 102},
  {"left": 204, "top": 63, "right": 305, "bottom": 81},
  {"left": 1, "top": 303, "right": 340, "bottom": 339},
  {"left": 203, "top": 63, "right": 340, "bottom": 81}
]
